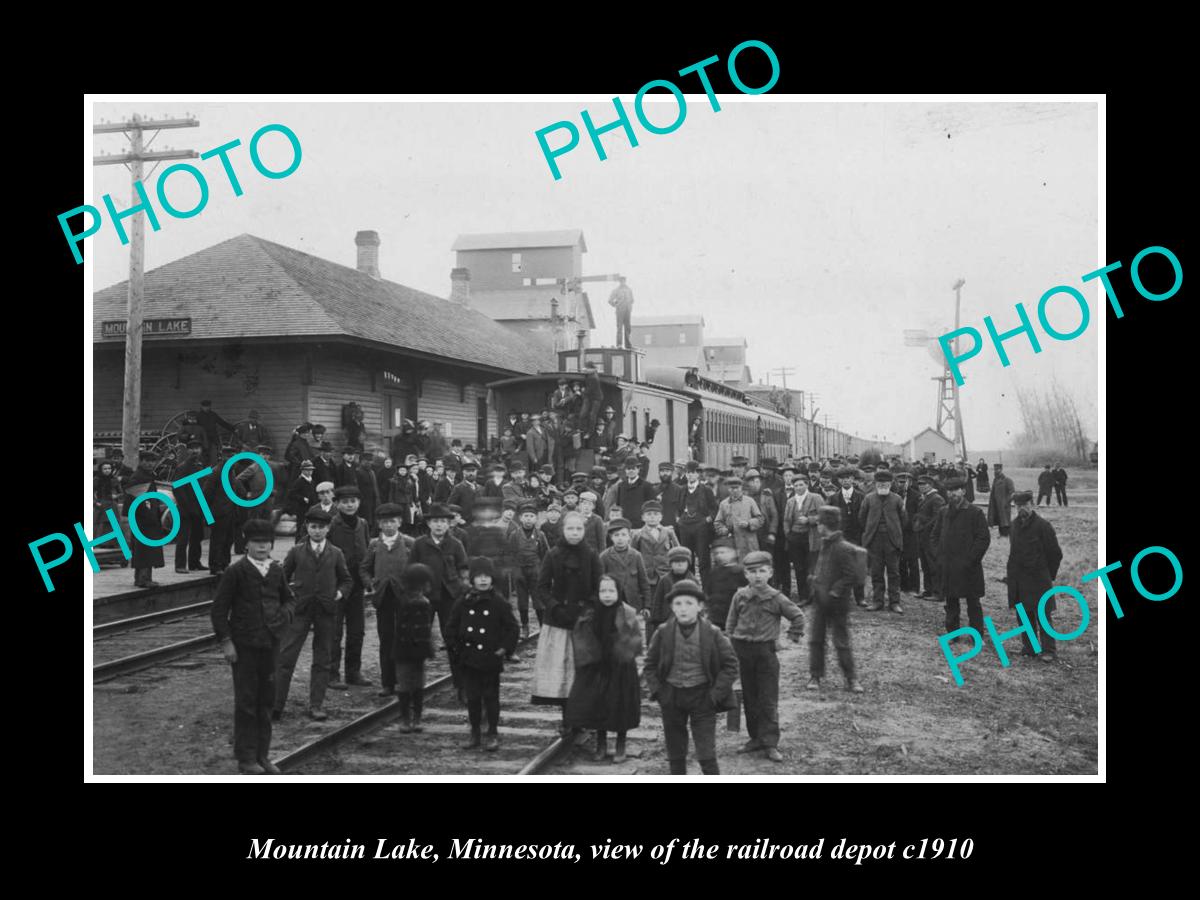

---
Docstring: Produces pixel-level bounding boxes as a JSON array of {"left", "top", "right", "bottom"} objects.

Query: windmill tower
[{"left": 904, "top": 279, "right": 968, "bottom": 460}]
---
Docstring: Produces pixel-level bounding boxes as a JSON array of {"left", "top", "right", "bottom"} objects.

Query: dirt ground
[{"left": 92, "top": 467, "right": 1099, "bottom": 776}]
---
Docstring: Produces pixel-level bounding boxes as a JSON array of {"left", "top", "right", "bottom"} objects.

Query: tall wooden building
[{"left": 91, "top": 232, "right": 554, "bottom": 455}]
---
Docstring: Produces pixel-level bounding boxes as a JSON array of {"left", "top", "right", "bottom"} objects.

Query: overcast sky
[{"left": 90, "top": 99, "right": 1098, "bottom": 450}]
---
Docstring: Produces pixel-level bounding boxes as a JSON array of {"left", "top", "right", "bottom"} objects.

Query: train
[{"left": 486, "top": 345, "right": 860, "bottom": 470}]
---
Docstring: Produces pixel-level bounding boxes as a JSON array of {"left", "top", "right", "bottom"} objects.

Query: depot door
[{"left": 383, "top": 391, "right": 416, "bottom": 457}]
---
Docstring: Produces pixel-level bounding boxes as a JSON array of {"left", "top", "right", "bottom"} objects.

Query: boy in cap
[
  {"left": 577, "top": 491, "right": 608, "bottom": 553},
  {"left": 212, "top": 518, "right": 297, "bottom": 774},
  {"left": 540, "top": 501, "right": 564, "bottom": 547},
  {"left": 362, "top": 502, "right": 416, "bottom": 698},
  {"left": 643, "top": 579, "right": 740, "bottom": 775},
  {"left": 807, "top": 506, "right": 865, "bottom": 694},
  {"left": 391, "top": 563, "right": 436, "bottom": 731},
  {"left": 326, "top": 485, "right": 372, "bottom": 689},
  {"left": 647, "top": 545, "right": 696, "bottom": 640},
  {"left": 481, "top": 463, "right": 507, "bottom": 500},
  {"left": 725, "top": 550, "right": 805, "bottom": 762},
  {"left": 275, "top": 506, "right": 352, "bottom": 721},
  {"left": 1006, "top": 491, "right": 1064, "bottom": 661},
  {"left": 600, "top": 517, "right": 652, "bottom": 613},
  {"left": 509, "top": 500, "right": 550, "bottom": 638},
  {"left": 705, "top": 537, "right": 746, "bottom": 629},
  {"left": 631, "top": 499, "right": 679, "bottom": 590},
  {"left": 411, "top": 503, "right": 469, "bottom": 656},
  {"left": 446, "top": 557, "right": 520, "bottom": 751},
  {"left": 285, "top": 458, "right": 319, "bottom": 535},
  {"left": 860, "top": 470, "right": 907, "bottom": 614}
]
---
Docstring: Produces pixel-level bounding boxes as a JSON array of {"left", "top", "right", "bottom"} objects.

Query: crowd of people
[
  {"left": 92, "top": 399, "right": 1070, "bottom": 775},
  {"left": 199, "top": 435, "right": 1069, "bottom": 775}
]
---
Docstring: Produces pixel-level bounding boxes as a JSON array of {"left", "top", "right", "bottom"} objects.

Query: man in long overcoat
[
  {"left": 932, "top": 475, "right": 991, "bottom": 640},
  {"left": 859, "top": 470, "right": 906, "bottom": 613},
  {"left": 987, "top": 463, "right": 1015, "bottom": 536},
  {"left": 1006, "top": 490, "right": 1064, "bottom": 660},
  {"left": 827, "top": 466, "right": 866, "bottom": 606}
]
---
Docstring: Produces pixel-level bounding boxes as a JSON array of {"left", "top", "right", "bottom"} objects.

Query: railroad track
[
  {"left": 93, "top": 605, "right": 219, "bottom": 682},
  {"left": 275, "top": 630, "right": 663, "bottom": 776}
]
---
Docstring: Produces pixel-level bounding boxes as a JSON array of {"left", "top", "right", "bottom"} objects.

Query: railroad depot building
[{"left": 91, "top": 231, "right": 553, "bottom": 454}]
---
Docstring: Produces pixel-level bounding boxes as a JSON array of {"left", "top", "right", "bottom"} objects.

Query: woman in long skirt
[
  {"left": 975, "top": 459, "right": 990, "bottom": 493},
  {"left": 565, "top": 576, "right": 643, "bottom": 763},
  {"left": 532, "top": 511, "right": 600, "bottom": 731}
]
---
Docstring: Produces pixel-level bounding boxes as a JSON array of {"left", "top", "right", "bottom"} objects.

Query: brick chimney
[
  {"left": 355, "top": 230, "right": 380, "bottom": 278},
  {"left": 450, "top": 267, "right": 471, "bottom": 308}
]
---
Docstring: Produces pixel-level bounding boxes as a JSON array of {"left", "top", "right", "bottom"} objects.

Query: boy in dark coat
[
  {"left": 446, "top": 557, "right": 520, "bottom": 751},
  {"left": 931, "top": 475, "right": 992, "bottom": 641},
  {"left": 411, "top": 503, "right": 469, "bottom": 670},
  {"left": 274, "top": 507, "right": 352, "bottom": 721},
  {"left": 211, "top": 519, "right": 296, "bottom": 774},
  {"left": 326, "top": 485, "right": 371, "bottom": 689},
  {"left": 807, "top": 506, "right": 866, "bottom": 694},
  {"left": 647, "top": 545, "right": 695, "bottom": 645},
  {"left": 392, "top": 563, "right": 436, "bottom": 731},
  {"left": 705, "top": 537, "right": 747, "bottom": 630},
  {"left": 361, "top": 502, "right": 415, "bottom": 698},
  {"left": 509, "top": 500, "right": 550, "bottom": 637},
  {"left": 1006, "top": 491, "right": 1064, "bottom": 661},
  {"left": 644, "top": 580, "right": 739, "bottom": 775}
]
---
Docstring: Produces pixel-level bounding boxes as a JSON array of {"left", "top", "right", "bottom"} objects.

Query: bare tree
[{"left": 1013, "top": 377, "right": 1093, "bottom": 465}]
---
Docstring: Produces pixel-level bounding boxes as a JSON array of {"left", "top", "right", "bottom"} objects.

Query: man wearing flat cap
[
  {"left": 1006, "top": 491, "right": 1063, "bottom": 661},
  {"left": 931, "top": 475, "right": 991, "bottom": 641},
  {"left": 713, "top": 476, "right": 764, "bottom": 560}
]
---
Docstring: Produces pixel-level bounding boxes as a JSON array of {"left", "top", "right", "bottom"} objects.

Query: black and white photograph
[{"left": 83, "top": 95, "right": 1102, "bottom": 780}]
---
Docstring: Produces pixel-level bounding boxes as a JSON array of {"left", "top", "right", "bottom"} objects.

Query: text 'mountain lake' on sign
[{"left": 101, "top": 317, "right": 191, "bottom": 338}]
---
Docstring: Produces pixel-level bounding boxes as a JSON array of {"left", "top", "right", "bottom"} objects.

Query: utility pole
[
  {"left": 768, "top": 366, "right": 796, "bottom": 390},
  {"left": 951, "top": 278, "right": 968, "bottom": 461},
  {"left": 94, "top": 113, "right": 199, "bottom": 464}
]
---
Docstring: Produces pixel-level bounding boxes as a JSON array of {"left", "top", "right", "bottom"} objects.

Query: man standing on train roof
[{"left": 608, "top": 275, "right": 635, "bottom": 349}]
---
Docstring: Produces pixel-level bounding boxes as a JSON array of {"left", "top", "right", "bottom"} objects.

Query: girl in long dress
[
  {"left": 532, "top": 511, "right": 600, "bottom": 731},
  {"left": 565, "top": 575, "right": 643, "bottom": 763}
]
